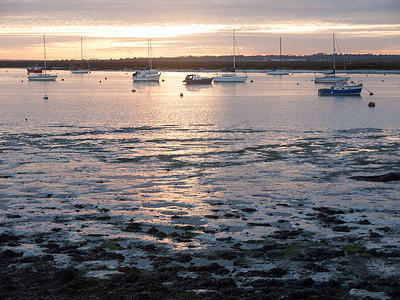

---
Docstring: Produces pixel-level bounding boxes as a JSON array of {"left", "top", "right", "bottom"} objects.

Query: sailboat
[
  {"left": 267, "top": 37, "right": 289, "bottom": 75},
  {"left": 71, "top": 37, "right": 90, "bottom": 74},
  {"left": 28, "top": 35, "right": 57, "bottom": 81},
  {"left": 314, "top": 34, "right": 349, "bottom": 83},
  {"left": 214, "top": 30, "right": 247, "bottom": 82},
  {"left": 132, "top": 39, "right": 161, "bottom": 82}
]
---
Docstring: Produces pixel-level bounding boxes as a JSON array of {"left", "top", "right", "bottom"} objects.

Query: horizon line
[{"left": 1, "top": 52, "right": 400, "bottom": 61}]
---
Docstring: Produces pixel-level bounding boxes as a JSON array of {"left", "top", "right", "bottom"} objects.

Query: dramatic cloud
[
  {"left": 0, "top": 0, "right": 399, "bottom": 59},
  {"left": 2, "top": 0, "right": 399, "bottom": 25}
]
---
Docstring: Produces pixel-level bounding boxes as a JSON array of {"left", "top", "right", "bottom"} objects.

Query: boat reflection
[{"left": 184, "top": 84, "right": 214, "bottom": 91}]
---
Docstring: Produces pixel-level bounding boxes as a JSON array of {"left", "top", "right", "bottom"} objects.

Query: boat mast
[
  {"left": 148, "top": 39, "right": 152, "bottom": 69},
  {"left": 279, "top": 36, "right": 282, "bottom": 68},
  {"left": 43, "top": 35, "right": 47, "bottom": 75},
  {"left": 233, "top": 30, "right": 236, "bottom": 73},
  {"left": 333, "top": 33, "right": 336, "bottom": 75},
  {"left": 80, "top": 37, "right": 83, "bottom": 68}
]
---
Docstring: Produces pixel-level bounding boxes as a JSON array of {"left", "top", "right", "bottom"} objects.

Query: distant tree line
[{"left": 1, "top": 54, "right": 400, "bottom": 71}]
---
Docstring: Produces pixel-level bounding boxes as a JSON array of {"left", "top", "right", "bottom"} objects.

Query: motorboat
[
  {"left": 28, "top": 35, "right": 57, "bottom": 81},
  {"left": 318, "top": 81, "right": 363, "bottom": 96},
  {"left": 132, "top": 39, "right": 161, "bottom": 82},
  {"left": 27, "top": 66, "right": 43, "bottom": 73},
  {"left": 315, "top": 34, "right": 349, "bottom": 83},
  {"left": 183, "top": 74, "right": 213, "bottom": 84},
  {"left": 214, "top": 30, "right": 247, "bottom": 83}
]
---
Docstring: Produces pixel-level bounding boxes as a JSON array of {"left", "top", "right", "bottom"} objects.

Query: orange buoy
[{"left": 368, "top": 101, "right": 375, "bottom": 107}]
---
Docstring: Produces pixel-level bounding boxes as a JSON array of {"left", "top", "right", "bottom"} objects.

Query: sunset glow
[
  {"left": 1, "top": 1, "right": 400, "bottom": 298},
  {"left": 1, "top": 0, "right": 399, "bottom": 59}
]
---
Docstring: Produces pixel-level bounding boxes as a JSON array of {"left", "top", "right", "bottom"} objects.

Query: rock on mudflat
[
  {"left": 351, "top": 172, "right": 400, "bottom": 182},
  {"left": 349, "top": 288, "right": 390, "bottom": 300}
]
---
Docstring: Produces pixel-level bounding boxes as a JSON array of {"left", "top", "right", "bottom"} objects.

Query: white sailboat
[
  {"left": 314, "top": 34, "right": 349, "bottom": 83},
  {"left": 28, "top": 35, "right": 57, "bottom": 81},
  {"left": 214, "top": 30, "right": 247, "bottom": 82},
  {"left": 267, "top": 37, "right": 289, "bottom": 75},
  {"left": 71, "top": 37, "right": 90, "bottom": 74},
  {"left": 132, "top": 39, "right": 161, "bottom": 82}
]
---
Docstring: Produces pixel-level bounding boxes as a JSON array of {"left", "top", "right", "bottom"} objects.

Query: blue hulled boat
[{"left": 318, "top": 81, "right": 363, "bottom": 96}]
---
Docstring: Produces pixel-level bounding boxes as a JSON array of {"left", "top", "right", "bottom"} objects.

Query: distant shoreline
[
  {"left": 1, "top": 54, "right": 400, "bottom": 72},
  {"left": 2, "top": 66, "right": 399, "bottom": 75}
]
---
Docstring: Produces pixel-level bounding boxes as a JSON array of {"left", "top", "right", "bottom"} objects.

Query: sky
[{"left": 0, "top": 0, "right": 399, "bottom": 60}]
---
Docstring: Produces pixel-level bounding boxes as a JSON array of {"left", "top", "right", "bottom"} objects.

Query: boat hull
[
  {"left": 314, "top": 75, "right": 350, "bottom": 83},
  {"left": 71, "top": 69, "right": 90, "bottom": 74},
  {"left": 28, "top": 74, "right": 58, "bottom": 81},
  {"left": 318, "top": 86, "right": 362, "bottom": 96},
  {"left": 214, "top": 75, "right": 246, "bottom": 82},
  {"left": 133, "top": 75, "right": 160, "bottom": 81},
  {"left": 267, "top": 71, "right": 290, "bottom": 75},
  {"left": 184, "top": 78, "right": 213, "bottom": 84}
]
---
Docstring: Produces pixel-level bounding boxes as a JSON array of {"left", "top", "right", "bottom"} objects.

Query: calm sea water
[{"left": 0, "top": 68, "right": 399, "bottom": 250}]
